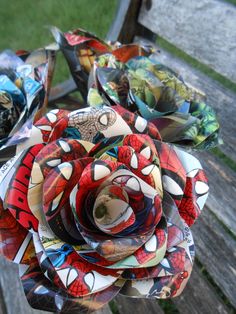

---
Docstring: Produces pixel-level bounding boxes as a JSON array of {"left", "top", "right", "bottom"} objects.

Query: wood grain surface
[
  {"left": 139, "top": 0, "right": 236, "bottom": 83},
  {"left": 1, "top": 1, "right": 236, "bottom": 314}
]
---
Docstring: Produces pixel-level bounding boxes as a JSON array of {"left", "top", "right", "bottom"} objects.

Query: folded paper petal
[{"left": 0, "top": 26, "right": 217, "bottom": 313}]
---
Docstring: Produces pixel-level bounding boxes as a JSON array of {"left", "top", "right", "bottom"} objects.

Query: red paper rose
[{"left": 0, "top": 106, "right": 209, "bottom": 312}]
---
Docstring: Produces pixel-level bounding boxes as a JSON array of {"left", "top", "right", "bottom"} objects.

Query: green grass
[
  {"left": 0, "top": 2, "right": 235, "bottom": 313},
  {"left": 156, "top": 36, "right": 236, "bottom": 94},
  {"left": 0, "top": 0, "right": 117, "bottom": 82},
  {"left": 0, "top": 0, "right": 117, "bottom": 50}
]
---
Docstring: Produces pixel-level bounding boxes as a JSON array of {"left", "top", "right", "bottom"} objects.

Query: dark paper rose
[
  {"left": 92, "top": 54, "right": 221, "bottom": 149},
  {"left": 51, "top": 27, "right": 153, "bottom": 101},
  {"left": 52, "top": 27, "right": 220, "bottom": 150},
  {"left": 0, "top": 106, "right": 209, "bottom": 313},
  {"left": 0, "top": 48, "right": 55, "bottom": 153}
]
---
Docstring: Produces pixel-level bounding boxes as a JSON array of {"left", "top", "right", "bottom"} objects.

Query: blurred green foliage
[
  {"left": 0, "top": 0, "right": 117, "bottom": 50},
  {"left": 0, "top": 0, "right": 117, "bottom": 82}
]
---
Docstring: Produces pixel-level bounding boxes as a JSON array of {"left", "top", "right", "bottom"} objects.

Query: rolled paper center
[{"left": 93, "top": 185, "right": 135, "bottom": 235}]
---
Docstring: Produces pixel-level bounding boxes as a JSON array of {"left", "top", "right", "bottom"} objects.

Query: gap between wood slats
[
  {"left": 172, "top": 264, "right": 229, "bottom": 314},
  {"left": 0, "top": 282, "right": 8, "bottom": 314},
  {"left": 112, "top": 262, "right": 231, "bottom": 314}
]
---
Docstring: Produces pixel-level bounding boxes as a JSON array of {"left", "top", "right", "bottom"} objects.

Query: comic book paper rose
[
  {"left": 0, "top": 48, "right": 55, "bottom": 153},
  {"left": 91, "top": 54, "right": 220, "bottom": 150},
  {"left": 0, "top": 106, "right": 209, "bottom": 313},
  {"left": 52, "top": 27, "right": 220, "bottom": 150},
  {"left": 50, "top": 27, "right": 152, "bottom": 101}
]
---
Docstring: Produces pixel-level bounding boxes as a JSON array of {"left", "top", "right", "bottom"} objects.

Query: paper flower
[
  {"left": 52, "top": 27, "right": 220, "bottom": 150},
  {"left": 0, "top": 106, "right": 209, "bottom": 312},
  {"left": 51, "top": 27, "right": 153, "bottom": 101},
  {"left": 92, "top": 54, "right": 221, "bottom": 149},
  {"left": 0, "top": 48, "right": 55, "bottom": 153}
]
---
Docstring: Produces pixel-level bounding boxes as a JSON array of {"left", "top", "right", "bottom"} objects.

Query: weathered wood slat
[
  {"left": 172, "top": 265, "right": 229, "bottom": 314},
  {"left": 0, "top": 257, "right": 48, "bottom": 314},
  {"left": 106, "top": 0, "right": 133, "bottom": 43},
  {"left": 1, "top": 2, "right": 236, "bottom": 314},
  {"left": 2, "top": 217, "right": 234, "bottom": 314},
  {"left": 195, "top": 151, "right": 236, "bottom": 236},
  {"left": 114, "top": 295, "right": 164, "bottom": 314},
  {"left": 106, "top": 0, "right": 156, "bottom": 44},
  {"left": 0, "top": 284, "right": 8, "bottom": 314},
  {"left": 113, "top": 215, "right": 234, "bottom": 314},
  {"left": 0, "top": 257, "right": 112, "bottom": 314},
  {"left": 0, "top": 146, "right": 16, "bottom": 167},
  {"left": 135, "top": 38, "right": 236, "bottom": 235},
  {"left": 48, "top": 78, "right": 77, "bottom": 104},
  {"left": 139, "top": 0, "right": 236, "bottom": 83},
  {"left": 136, "top": 37, "right": 236, "bottom": 162},
  {"left": 191, "top": 208, "right": 236, "bottom": 308},
  {"left": 95, "top": 305, "right": 113, "bottom": 314}
]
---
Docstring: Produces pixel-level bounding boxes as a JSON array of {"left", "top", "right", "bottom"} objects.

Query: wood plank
[
  {"left": 3, "top": 211, "right": 230, "bottom": 314},
  {"left": 48, "top": 77, "right": 77, "bottom": 104},
  {"left": 136, "top": 37, "right": 236, "bottom": 162},
  {"left": 106, "top": 0, "right": 133, "bottom": 43},
  {"left": 0, "top": 257, "right": 48, "bottom": 314},
  {"left": 106, "top": 0, "right": 156, "bottom": 44},
  {"left": 173, "top": 265, "right": 229, "bottom": 314},
  {"left": 114, "top": 295, "right": 164, "bottom": 314},
  {"left": 138, "top": 0, "right": 236, "bottom": 83},
  {"left": 114, "top": 233, "right": 232, "bottom": 314},
  {"left": 195, "top": 151, "right": 236, "bottom": 236},
  {"left": 0, "top": 257, "right": 112, "bottom": 314},
  {"left": 191, "top": 208, "right": 236, "bottom": 308},
  {"left": 95, "top": 305, "right": 113, "bottom": 314},
  {"left": 134, "top": 38, "right": 236, "bottom": 234},
  {"left": 0, "top": 283, "right": 7, "bottom": 314}
]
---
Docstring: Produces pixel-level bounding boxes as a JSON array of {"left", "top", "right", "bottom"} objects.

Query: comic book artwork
[
  {"left": 0, "top": 26, "right": 221, "bottom": 165},
  {"left": 0, "top": 24, "right": 221, "bottom": 312},
  {"left": 0, "top": 106, "right": 209, "bottom": 312},
  {"left": 0, "top": 48, "right": 56, "bottom": 163},
  {"left": 52, "top": 27, "right": 220, "bottom": 150}
]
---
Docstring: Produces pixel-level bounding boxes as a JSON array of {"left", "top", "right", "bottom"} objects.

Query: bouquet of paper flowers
[
  {"left": 0, "top": 48, "right": 55, "bottom": 151},
  {"left": 0, "top": 27, "right": 220, "bottom": 313}
]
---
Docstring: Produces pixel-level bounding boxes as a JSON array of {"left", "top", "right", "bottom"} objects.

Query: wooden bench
[
  {"left": 1, "top": 1, "right": 236, "bottom": 313},
  {"left": 108, "top": 1, "right": 236, "bottom": 313}
]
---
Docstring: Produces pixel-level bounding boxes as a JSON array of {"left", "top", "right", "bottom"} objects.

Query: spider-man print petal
[{"left": 5, "top": 144, "right": 45, "bottom": 232}]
